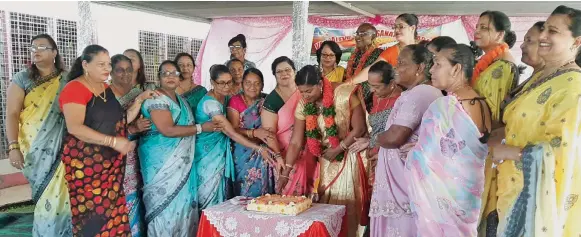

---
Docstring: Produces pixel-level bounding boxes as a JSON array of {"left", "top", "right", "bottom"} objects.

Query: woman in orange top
[{"left": 350, "top": 14, "right": 419, "bottom": 85}]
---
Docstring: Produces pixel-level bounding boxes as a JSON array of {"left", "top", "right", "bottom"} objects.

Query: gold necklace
[{"left": 84, "top": 77, "right": 107, "bottom": 102}]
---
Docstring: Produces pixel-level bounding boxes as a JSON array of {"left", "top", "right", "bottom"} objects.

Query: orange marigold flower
[
  {"left": 324, "top": 116, "right": 334, "bottom": 128},
  {"left": 305, "top": 116, "right": 318, "bottom": 131}
]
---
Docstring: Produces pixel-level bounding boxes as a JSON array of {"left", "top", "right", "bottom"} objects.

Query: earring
[{"left": 415, "top": 73, "right": 419, "bottom": 76}]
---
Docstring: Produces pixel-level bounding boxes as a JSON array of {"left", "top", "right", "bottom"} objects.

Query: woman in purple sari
[{"left": 369, "top": 45, "right": 442, "bottom": 236}]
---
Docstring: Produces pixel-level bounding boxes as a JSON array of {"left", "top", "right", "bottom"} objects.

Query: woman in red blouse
[{"left": 58, "top": 44, "right": 156, "bottom": 237}]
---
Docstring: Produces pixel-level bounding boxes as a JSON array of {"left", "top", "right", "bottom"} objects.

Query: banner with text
[{"left": 311, "top": 25, "right": 442, "bottom": 60}]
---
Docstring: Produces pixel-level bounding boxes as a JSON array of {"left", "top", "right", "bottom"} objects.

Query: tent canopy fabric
[{"left": 96, "top": 1, "right": 580, "bottom": 23}]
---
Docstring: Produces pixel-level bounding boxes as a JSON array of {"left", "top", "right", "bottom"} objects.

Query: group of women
[{"left": 4, "top": 4, "right": 581, "bottom": 237}]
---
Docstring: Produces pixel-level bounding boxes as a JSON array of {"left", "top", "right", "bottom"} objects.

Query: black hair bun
[{"left": 505, "top": 30, "right": 517, "bottom": 49}]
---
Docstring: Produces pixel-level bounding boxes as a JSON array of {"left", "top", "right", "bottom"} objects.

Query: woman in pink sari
[
  {"left": 405, "top": 43, "right": 491, "bottom": 236},
  {"left": 262, "top": 56, "right": 316, "bottom": 196},
  {"left": 369, "top": 45, "right": 443, "bottom": 237}
]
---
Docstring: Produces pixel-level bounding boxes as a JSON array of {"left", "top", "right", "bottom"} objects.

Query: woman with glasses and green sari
[{"left": 195, "top": 65, "right": 274, "bottom": 209}]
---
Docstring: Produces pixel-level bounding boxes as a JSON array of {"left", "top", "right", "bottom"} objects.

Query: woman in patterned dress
[
  {"left": 227, "top": 68, "right": 278, "bottom": 197},
  {"left": 406, "top": 43, "right": 491, "bottom": 236},
  {"left": 109, "top": 54, "right": 151, "bottom": 237},
  {"left": 368, "top": 45, "right": 443, "bottom": 237},
  {"left": 491, "top": 6, "right": 581, "bottom": 236},
  {"left": 58, "top": 45, "right": 155, "bottom": 236}
]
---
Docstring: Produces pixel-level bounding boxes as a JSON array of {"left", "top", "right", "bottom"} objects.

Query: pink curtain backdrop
[{"left": 194, "top": 14, "right": 546, "bottom": 84}]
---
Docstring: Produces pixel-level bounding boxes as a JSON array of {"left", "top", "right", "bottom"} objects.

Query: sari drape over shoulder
[
  {"left": 406, "top": 96, "right": 488, "bottom": 237},
  {"left": 295, "top": 83, "right": 369, "bottom": 237},
  {"left": 116, "top": 86, "right": 146, "bottom": 237},
  {"left": 14, "top": 70, "right": 71, "bottom": 236},
  {"left": 326, "top": 66, "right": 346, "bottom": 83},
  {"left": 369, "top": 85, "right": 442, "bottom": 237},
  {"left": 263, "top": 90, "right": 317, "bottom": 196},
  {"left": 138, "top": 95, "right": 199, "bottom": 237},
  {"left": 476, "top": 59, "right": 519, "bottom": 236},
  {"left": 195, "top": 95, "right": 235, "bottom": 209},
  {"left": 182, "top": 85, "right": 208, "bottom": 120},
  {"left": 228, "top": 94, "right": 275, "bottom": 197},
  {"left": 496, "top": 69, "right": 581, "bottom": 237}
]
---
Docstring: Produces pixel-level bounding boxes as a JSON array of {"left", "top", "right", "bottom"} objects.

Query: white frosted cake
[{"left": 246, "top": 194, "right": 312, "bottom": 215}]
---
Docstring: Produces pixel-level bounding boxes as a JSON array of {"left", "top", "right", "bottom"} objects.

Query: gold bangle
[
  {"left": 8, "top": 140, "right": 18, "bottom": 145},
  {"left": 279, "top": 175, "right": 290, "bottom": 179},
  {"left": 112, "top": 137, "right": 117, "bottom": 148},
  {"left": 8, "top": 143, "right": 20, "bottom": 150},
  {"left": 285, "top": 163, "right": 293, "bottom": 169},
  {"left": 340, "top": 141, "right": 348, "bottom": 151}
]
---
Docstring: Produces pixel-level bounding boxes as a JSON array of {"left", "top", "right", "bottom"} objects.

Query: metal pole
[{"left": 291, "top": 1, "right": 310, "bottom": 70}]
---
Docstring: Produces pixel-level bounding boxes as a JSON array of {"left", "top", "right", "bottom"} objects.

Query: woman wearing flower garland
[
  {"left": 282, "top": 65, "right": 368, "bottom": 237},
  {"left": 264, "top": 57, "right": 317, "bottom": 196},
  {"left": 406, "top": 43, "right": 491, "bottom": 237},
  {"left": 472, "top": 10, "right": 520, "bottom": 234},
  {"left": 368, "top": 45, "right": 443, "bottom": 237}
]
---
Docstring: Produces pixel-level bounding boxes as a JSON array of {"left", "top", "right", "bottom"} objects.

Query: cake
[{"left": 246, "top": 194, "right": 312, "bottom": 215}]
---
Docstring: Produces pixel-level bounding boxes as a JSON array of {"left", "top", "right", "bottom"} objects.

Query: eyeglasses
[
  {"left": 30, "top": 45, "right": 53, "bottom": 52},
  {"left": 113, "top": 67, "right": 134, "bottom": 75},
  {"left": 215, "top": 80, "right": 233, "bottom": 87},
  {"left": 321, "top": 53, "right": 336, "bottom": 58},
  {"left": 159, "top": 71, "right": 180, "bottom": 77},
  {"left": 229, "top": 45, "right": 243, "bottom": 51},
  {"left": 275, "top": 68, "right": 293, "bottom": 75},
  {"left": 353, "top": 31, "right": 375, "bottom": 38}
]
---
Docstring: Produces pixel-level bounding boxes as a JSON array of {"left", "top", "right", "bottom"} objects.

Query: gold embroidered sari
[{"left": 295, "top": 83, "right": 369, "bottom": 237}]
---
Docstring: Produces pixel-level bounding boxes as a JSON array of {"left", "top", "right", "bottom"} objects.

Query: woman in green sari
[
  {"left": 5, "top": 34, "right": 71, "bottom": 236},
  {"left": 175, "top": 52, "right": 207, "bottom": 117}
]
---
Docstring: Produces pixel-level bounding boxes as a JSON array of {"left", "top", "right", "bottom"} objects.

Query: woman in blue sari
[
  {"left": 227, "top": 68, "right": 279, "bottom": 197},
  {"left": 138, "top": 60, "right": 217, "bottom": 236},
  {"left": 195, "top": 65, "right": 275, "bottom": 209}
]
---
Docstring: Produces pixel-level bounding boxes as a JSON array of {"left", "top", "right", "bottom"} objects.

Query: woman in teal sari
[
  {"left": 175, "top": 52, "right": 207, "bottom": 117},
  {"left": 195, "top": 65, "right": 274, "bottom": 209},
  {"left": 227, "top": 68, "right": 278, "bottom": 197},
  {"left": 139, "top": 60, "right": 216, "bottom": 236}
]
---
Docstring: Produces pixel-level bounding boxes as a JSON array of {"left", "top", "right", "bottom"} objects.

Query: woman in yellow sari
[
  {"left": 474, "top": 11, "right": 521, "bottom": 234},
  {"left": 491, "top": 5, "right": 581, "bottom": 236},
  {"left": 282, "top": 65, "right": 369, "bottom": 237},
  {"left": 5, "top": 34, "right": 71, "bottom": 236},
  {"left": 316, "top": 40, "right": 345, "bottom": 84}
]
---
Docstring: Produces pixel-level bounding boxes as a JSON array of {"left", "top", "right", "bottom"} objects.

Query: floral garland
[
  {"left": 304, "top": 76, "right": 343, "bottom": 161},
  {"left": 471, "top": 43, "right": 509, "bottom": 86},
  {"left": 346, "top": 43, "right": 377, "bottom": 80}
]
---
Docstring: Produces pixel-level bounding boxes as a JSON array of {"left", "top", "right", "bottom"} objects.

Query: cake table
[{"left": 197, "top": 197, "right": 347, "bottom": 237}]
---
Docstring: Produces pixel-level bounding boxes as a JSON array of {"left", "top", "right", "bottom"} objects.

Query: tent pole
[{"left": 292, "top": 1, "right": 310, "bottom": 70}]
